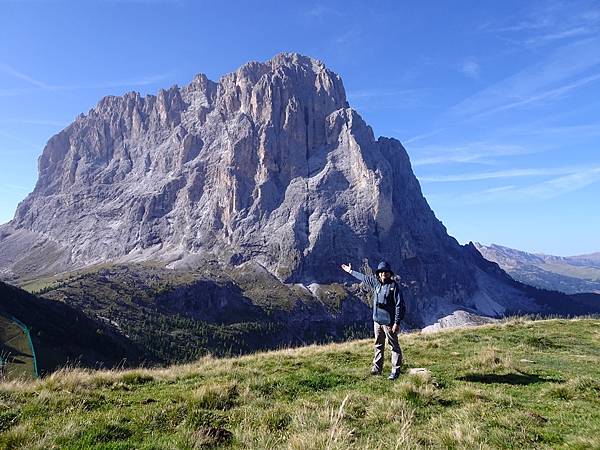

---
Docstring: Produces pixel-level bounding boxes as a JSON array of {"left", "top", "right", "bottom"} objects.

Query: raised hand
[{"left": 341, "top": 263, "right": 352, "bottom": 273}]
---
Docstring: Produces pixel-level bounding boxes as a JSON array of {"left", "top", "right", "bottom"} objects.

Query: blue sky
[{"left": 1, "top": 0, "right": 599, "bottom": 256}]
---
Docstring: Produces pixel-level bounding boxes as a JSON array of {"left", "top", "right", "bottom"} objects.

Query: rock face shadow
[{"left": 457, "top": 373, "right": 561, "bottom": 386}]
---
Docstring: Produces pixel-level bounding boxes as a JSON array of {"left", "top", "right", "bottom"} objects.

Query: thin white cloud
[
  {"left": 460, "top": 60, "right": 481, "bottom": 80},
  {"left": 348, "top": 87, "right": 433, "bottom": 112},
  {"left": 410, "top": 142, "right": 533, "bottom": 167},
  {"left": 439, "top": 166, "right": 600, "bottom": 205},
  {"left": 348, "top": 88, "right": 427, "bottom": 100},
  {"left": 0, "top": 129, "right": 39, "bottom": 149},
  {"left": 449, "top": 38, "right": 600, "bottom": 120},
  {"left": 0, "top": 61, "right": 174, "bottom": 96},
  {"left": 0, "top": 63, "right": 51, "bottom": 89},
  {"left": 525, "top": 26, "right": 595, "bottom": 45},
  {"left": 306, "top": 5, "right": 344, "bottom": 18},
  {"left": 349, "top": 89, "right": 392, "bottom": 99},
  {"left": 485, "top": 2, "right": 600, "bottom": 47},
  {"left": 333, "top": 29, "right": 360, "bottom": 46},
  {"left": 522, "top": 167, "right": 600, "bottom": 198},
  {"left": 489, "top": 18, "right": 552, "bottom": 33},
  {"left": 419, "top": 166, "right": 597, "bottom": 183},
  {"left": 499, "top": 121, "right": 600, "bottom": 139},
  {"left": 473, "top": 71, "right": 600, "bottom": 119},
  {"left": 0, "top": 88, "right": 37, "bottom": 97},
  {"left": 404, "top": 128, "right": 446, "bottom": 144},
  {"left": 56, "top": 73, "right": 175, "bottom": 90}
]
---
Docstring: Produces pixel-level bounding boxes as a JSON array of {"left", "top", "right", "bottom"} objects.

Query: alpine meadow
[{"left": 1, "top": 2, "right": 600, "bottom": 449}]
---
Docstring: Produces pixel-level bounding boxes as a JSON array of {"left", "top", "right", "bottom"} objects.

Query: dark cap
[{"left": 375, "top": 261, "right": 393, "bottom": 275}]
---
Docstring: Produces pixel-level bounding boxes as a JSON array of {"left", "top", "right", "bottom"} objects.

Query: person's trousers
[{"left": 373, "top": 322, "right": 403, "bottom": 373}]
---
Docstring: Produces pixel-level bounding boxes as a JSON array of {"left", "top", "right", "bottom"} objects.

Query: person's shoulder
[{"left": 393, "top": 279, "right": 407, "bottom": 289}]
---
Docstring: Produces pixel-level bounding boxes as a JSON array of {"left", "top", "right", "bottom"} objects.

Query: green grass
[{"left": 1, "top": 318, "right": 599, "bottom": 449}]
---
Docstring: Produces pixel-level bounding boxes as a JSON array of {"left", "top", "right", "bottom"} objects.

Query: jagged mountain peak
[
  {"left": 234, "top": 52, "right": 330, "bottom": 79},
  {"left": 4, "top": 53, "right": 586, "bottom": 325}
]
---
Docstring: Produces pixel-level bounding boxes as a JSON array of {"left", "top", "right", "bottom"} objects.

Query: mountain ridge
[
  {"left": 0, "top": 52, "right": 596, "bottom": 327},
  {"left": 474, "top": 242, "right": 600, "bottom": 294}
]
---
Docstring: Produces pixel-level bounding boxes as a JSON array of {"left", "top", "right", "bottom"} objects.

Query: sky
[{"left": 1, "top": 0, "right": 599, "bottom": 256}]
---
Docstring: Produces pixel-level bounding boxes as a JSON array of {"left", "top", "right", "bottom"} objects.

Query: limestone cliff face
[{"left": 1, "top": 53, "right": 541, "bottom": 324}]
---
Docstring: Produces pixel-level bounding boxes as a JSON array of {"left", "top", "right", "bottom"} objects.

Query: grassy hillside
[
  {"left": 1, "top": 318, "right": 599, "bottom": 449},
  {"left": 0, "top": 281, "right": 145, "bottom": 376},
  {"left": 0, "top": 316, "right": 35, "bottom": 380},
  {"left": 18, "top": 263, "right": 370, "bottom": 364}
]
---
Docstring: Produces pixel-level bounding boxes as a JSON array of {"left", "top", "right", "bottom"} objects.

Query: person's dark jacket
[{"left": 349, "top": 270, "right": 405, "bottom": 325}]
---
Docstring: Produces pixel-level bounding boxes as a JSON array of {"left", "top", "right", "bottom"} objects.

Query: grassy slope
[
  {"left": 0, "top": 281, "right": 145, "bottom": 375},
  {"left": 16, "top": 263, "right": 368, "bottom": 364},
  {"left": 1, "top": 318, "right": 599, "bottom": 449},
  {"left": 0, "top": 316, "right": 34, "bottom": 380}
]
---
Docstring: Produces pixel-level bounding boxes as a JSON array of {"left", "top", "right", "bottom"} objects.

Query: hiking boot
[
  {"left": 388, "top": 371, "right": 400, "bottom": 381},
  {"left": 370, "top": 368, "right": 382, "bottom": 376}
]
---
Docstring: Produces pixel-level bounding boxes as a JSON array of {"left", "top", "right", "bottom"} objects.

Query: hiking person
[{"left": 341, "top": 261, "right": 405, "bottom": 380}]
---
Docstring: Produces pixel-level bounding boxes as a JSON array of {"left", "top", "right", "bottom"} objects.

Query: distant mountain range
[{"left": 474, "top": 243, "right": 600, "bottom": 294}]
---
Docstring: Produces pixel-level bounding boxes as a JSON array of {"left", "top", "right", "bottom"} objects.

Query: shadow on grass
[{"left": 457, "top": 373, "right": 562, "bottom": 386}]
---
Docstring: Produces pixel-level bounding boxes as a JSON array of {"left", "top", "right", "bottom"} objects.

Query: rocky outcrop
[
  {"left": 1, "top": 53, "right": 588, "bottom": 326},
  {"left": 421, "top": 310, "right": 498, "bottom": 334}
]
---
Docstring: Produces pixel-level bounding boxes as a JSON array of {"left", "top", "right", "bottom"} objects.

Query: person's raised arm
[{"left": 341, "top": 263, "right": 377, "bottom": 288}]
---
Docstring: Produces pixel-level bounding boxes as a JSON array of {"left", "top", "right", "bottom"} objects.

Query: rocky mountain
[
  {"left": 474, "top": 243, "right": 600, "bottom": 294},
  {"left": 0, "top": 53, "right": 597, "bottom": 328}
]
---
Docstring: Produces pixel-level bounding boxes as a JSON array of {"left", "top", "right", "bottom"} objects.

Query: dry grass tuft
[
  {"left": 0, "top": 423, "right": 35, "bottom": 449},
  {"left": 326, "top": 395, "right": 355, "bottom": 448},
  {"left": 466, "top": 347, "right": 519, "bottom": 373},
  {"left": 0, "top": 355, "right": 218, "bottom": 395},
  {"left": 454, "top": 385, "right": 488, "bottom": 403},
  {"left": 543, "top": 376, "right": 600, "bottom": 400},
  {"left": 184, "top": 426, "right": 234, "bottom": 449},
  {"left": 192, "top": 381, "right": 239, "bottom": 410},
  {"left": 436, "top": 406, "right": 489, "bottom": 449},
  {"left": 565, "top": 435, "right": 600, "bottom": 450},
  {"left": 397, "top": 381, "right": 439, "bottom": 405},
  {"left": 258, "top": 406, "right": 292, "bottom": 432}
]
